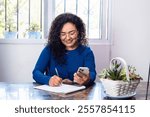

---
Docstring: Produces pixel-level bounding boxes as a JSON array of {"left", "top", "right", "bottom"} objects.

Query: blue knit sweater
[{"left": 32, "top": 45, "right": 96, "bottom": 85}]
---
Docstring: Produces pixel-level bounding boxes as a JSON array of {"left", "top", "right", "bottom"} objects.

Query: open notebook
[{"left": 34, "top": 84, "right": 86, "bottom": 94}]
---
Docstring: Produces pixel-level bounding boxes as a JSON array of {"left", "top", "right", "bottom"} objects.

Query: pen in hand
[
  {"left": 55, "top": 68, "right": 59, "bottom": 76},
  {"left": 55, "top": 68, "right": 62, "bottom": 86}
]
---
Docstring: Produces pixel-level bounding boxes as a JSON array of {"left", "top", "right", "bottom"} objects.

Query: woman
[{"left": 32, "top": 13, "right": 96, "bottom": 86}]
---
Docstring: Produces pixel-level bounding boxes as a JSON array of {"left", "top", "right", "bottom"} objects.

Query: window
[
  {"left": 55, "top": 0, "right": 110, "bottom": 40},
  {"left": 0, "top": 0, "right": 110, "bottom": 41},
  {"left": 0, "top": 0, "right": 43, "bottom": 39}
]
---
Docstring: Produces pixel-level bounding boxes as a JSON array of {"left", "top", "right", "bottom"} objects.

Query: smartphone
[{"left": 77, "top": 67, "right": 89, "bottom": 75}]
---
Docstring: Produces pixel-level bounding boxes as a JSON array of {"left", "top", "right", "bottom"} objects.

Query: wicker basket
[
  {"left": 101, "top": 78, "right": 140, "bottom": 97},
  {"left": 100, "top": 57, "right": 140, "bottom": 97}
]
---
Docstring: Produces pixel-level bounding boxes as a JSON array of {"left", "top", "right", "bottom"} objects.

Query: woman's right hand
[{"left": 49, "top": 75, "right": 62, "bottom": 86}]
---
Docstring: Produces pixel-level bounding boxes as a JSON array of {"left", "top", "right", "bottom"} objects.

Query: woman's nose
[{"left": 66, "top": 34, "right": 71, "bottom": 39}]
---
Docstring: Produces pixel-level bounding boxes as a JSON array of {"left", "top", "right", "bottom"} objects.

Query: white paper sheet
[{"left": 34, "top": 84, "right": 86, "bottom": 94}]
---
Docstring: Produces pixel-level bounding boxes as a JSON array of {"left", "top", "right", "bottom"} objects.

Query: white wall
[
  {"left": 0, "top": 40, "right": 45, "bottom": 82},
  {"left": 111, "top": 0, "right": 150, "bottom": 81},
  {"left": 0, "top": 40, "right": 110, "bottom": 82}
]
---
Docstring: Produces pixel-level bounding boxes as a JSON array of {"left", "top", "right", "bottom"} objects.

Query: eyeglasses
[{"left": 60, "top": 30, "right": 77, "bottom": 40}]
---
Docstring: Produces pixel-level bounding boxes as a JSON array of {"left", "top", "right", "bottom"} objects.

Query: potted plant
[
  {"left": 4, "top": 20, "right": 17, "bottom": 39},
  {"left": 27, "top": 23, "right": 41, "bottom": 39},
  {"left": 98, "top": 57, "right": 142, "bottom": 98}
]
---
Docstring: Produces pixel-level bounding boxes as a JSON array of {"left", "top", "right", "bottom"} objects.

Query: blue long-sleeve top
[{"left": 32, "top": 45, "right": 96, "bottom": 85}]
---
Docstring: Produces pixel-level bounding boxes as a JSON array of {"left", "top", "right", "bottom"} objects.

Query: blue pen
[
  {"left": 55, "top": 68, "right": 62, "bottom": 85},
  {"left": 55, "top": 68, "right": 59, "bottom": 76}
]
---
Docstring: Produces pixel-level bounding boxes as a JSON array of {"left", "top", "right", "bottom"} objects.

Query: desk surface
[{"left": 0, "top": 81, "right": 149, "bottom": 100}]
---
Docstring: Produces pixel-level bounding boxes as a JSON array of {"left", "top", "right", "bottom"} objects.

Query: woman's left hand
[{"left": 73, "top": 71, "right": 90, "bottom": 85}]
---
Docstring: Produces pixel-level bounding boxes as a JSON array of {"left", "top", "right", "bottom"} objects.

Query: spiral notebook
[{"left": 34, "top": 84, "right": 86, "bottom": 94}]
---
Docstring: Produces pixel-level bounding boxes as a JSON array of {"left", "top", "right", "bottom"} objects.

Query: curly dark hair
[{"left": 47, "top": 13, "right": 88, "bottom": 64}]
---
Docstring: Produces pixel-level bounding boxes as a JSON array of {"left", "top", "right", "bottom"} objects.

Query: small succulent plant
[
  {"left": 27, "top": 23, "right": 40, "bottom": 32},
  {"left": 98, "top": 60, "right": 142, "bottom": 81}
]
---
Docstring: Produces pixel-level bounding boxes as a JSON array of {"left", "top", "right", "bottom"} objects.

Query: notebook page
[{"left": 34, "top": 84, "right": 86, "bottom": 94}]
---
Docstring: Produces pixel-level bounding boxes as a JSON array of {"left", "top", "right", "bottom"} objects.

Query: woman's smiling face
[{"left": 60, "top": 22, "right": 79, "bottom": 50}]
